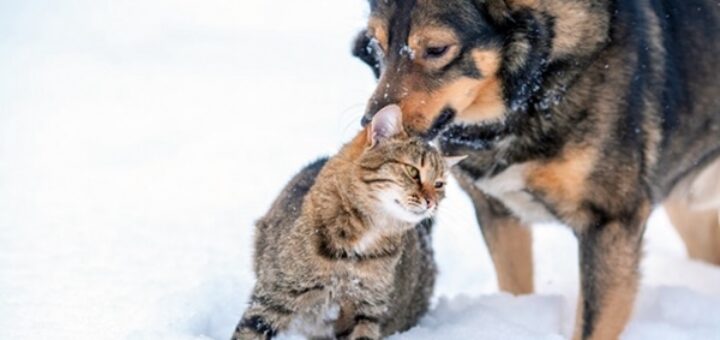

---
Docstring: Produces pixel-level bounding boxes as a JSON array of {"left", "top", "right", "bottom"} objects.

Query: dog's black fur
[{"left": 353, "top": 0, "right": 720, "bottom": 338}]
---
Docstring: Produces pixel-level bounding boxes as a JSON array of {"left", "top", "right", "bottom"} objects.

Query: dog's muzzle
[
  {"left": 361, "top": 114, "right": 373, "bottom": 127},
  {"left": 361, "top": 106, "right": 457, "bottom": 140}
]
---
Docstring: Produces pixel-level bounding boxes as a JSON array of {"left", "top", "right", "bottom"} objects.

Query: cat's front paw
[
  {"left": 232, "top": 316, "right": 277, "bottom": 340},
  {"left": 349, "top": 321, "right": 381, "bottom": 340},
  {"left": 231, "top": 328, "right": 267, "bottom": 340}
]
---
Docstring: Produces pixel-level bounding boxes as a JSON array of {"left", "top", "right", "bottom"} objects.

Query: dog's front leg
[
  {"left": 455, "top": 172, "right": 534, "bottom": 295},
  {"left": 572, "top": 202, "right": 650, "bottom": 340}
]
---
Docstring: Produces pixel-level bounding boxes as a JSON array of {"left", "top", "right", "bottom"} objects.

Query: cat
[{"left": 232, "top": 105, "right": 463, "bottom": 340}]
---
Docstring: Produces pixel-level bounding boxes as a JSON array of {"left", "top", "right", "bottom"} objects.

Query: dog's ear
[
  {"left": 475, "top": 0, "right": 539, "bottom": 25},
  {"left": 352, "top": 30, "right": 381, "bottom": 79},
  {"left": 475, "top": 0, "right": 512, "bottom": 25},
  {"left": 500, "top": 9, "right": 553, "bottom": 114},
  {"left": 474, "top": 0, "right": 552, "bottom": 115}
]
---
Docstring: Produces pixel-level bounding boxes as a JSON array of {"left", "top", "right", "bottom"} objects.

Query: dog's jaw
[{"left": 418, "top": 107, "right": 456, "bottom": 141}]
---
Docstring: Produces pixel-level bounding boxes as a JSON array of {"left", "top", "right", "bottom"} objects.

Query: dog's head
[{"left": 354, "top": 0, "right": 609, "bottom": 138}]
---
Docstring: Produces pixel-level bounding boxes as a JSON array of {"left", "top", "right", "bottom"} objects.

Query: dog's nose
[
  {"left": 361, "top": 106, "right": 381, "bottom": 127},
  {"left": 361, "top": 114, "right": 372, "bottom": 127}
]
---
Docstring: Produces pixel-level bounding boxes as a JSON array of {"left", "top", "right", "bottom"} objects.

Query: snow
[{"left": 1, "top": 1, "right": 719, "bottom": 339}]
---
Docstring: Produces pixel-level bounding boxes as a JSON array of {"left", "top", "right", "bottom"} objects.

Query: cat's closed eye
[{"left": 434, "top": 181, "right": 445, "bottom": 189}]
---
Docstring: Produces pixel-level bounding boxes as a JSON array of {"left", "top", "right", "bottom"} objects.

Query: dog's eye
[{"left": 424, "top": 45, "right": 449, "bottom": 59}]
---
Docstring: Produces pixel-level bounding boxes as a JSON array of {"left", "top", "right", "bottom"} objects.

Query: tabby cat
[{"left": 232, "top": 105, "right": 462, "bottom": 340}]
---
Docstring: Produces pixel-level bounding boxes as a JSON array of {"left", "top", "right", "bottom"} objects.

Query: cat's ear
[
  {"left": 444, "top": 155, "right": 467, "bottom": 168},
  {"left": 368, "top": 104, "right": 404, "bottom": 147}
]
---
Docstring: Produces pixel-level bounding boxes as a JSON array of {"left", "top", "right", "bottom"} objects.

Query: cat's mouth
[
  {"left": 380, "top": 192, "right": 435, "bottom": 223},
  {"left": 394, "top": 199, "right": 434, "bottom": 218}
]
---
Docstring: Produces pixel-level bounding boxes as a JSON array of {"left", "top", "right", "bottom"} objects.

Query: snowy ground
[{"left": 1, "top": 1, "right": 719, "bottom": 339}]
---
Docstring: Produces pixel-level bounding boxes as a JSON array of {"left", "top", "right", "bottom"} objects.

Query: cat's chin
[
  {"left": 378, "top": 192, "right": 433, "bottom": 224},
  {"left": 391, "top": 210, "right": 428, "bottom": 224}
]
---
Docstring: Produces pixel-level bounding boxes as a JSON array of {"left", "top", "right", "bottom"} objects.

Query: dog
[{"left": 351, "top": 0, "right": 720, "bottom": 339}]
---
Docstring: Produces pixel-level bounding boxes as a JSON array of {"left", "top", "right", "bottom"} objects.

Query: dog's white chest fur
[{"left": 474, "top": 163, "right": 557, "bottom": 224}]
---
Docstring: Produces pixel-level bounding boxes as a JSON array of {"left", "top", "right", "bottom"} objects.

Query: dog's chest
[{"left": 472, "top": 163, "right": 558, "bottom": 224}]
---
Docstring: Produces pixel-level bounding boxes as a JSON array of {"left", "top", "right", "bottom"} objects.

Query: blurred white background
[{"left": 1, "top": 1, "right": 719, "bottom": 339}]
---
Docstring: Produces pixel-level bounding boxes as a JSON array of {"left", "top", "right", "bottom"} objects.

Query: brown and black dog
[{"left": 352, "top": 0, "right": 720, "bottom": 339}]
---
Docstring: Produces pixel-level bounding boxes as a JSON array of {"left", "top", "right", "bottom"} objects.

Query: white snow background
[{"left": 1, "top": 1, "right": 719, "bottom": 339}]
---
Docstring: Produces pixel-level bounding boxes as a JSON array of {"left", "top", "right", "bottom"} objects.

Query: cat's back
[{"left": 253, "top": 158, "right": 327, "bottom": 271}]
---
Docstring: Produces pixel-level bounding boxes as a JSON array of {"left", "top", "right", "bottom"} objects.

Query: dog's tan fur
[
  {"left": 665, "top": 158, "right": 720, "bottom": 264},
  {"left": 353, "top": 0, "right": 720, "bottom": 338},
  {"left": 456, "top": 171, "right": 535, "bottom": 294}
]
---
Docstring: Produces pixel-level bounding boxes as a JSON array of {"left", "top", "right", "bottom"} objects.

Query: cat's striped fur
[{"left": 232, "top": 106, "right": 456, "bottom": 340}]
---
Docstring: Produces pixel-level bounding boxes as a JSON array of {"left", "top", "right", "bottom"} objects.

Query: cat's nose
[{"left": 424, "top": 197, "right": 435, "bottom": 210}]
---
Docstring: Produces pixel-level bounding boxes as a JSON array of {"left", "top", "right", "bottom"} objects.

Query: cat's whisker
[{"left": 336, "top": 103, "right": 367, "bottom": 137}]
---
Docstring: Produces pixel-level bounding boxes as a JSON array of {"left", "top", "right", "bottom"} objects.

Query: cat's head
[{"left": 353, "top": 105, "right": 464, "bottom": 224}]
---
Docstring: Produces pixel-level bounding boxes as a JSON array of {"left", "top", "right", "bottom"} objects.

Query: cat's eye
[
  {"left": 406, "top": 165, "right": 420, "bottom": 180},
  {"left": 434, "top": 181, "right": 445, "bottom": 189}
]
